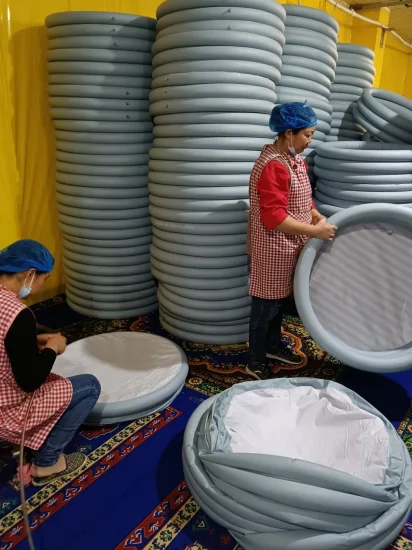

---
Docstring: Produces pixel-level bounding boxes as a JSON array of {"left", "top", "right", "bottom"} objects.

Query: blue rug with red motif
[{"left": 0, "top": 294, "right": 412, "bottom": 550}]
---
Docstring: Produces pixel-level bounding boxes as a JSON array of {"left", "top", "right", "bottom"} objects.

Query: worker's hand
[
  {"left": 45, "top": 334, "right": 67, "bottom": 355},
  {"left": 312, "top": 219, "right": 338, "bottom": 241},
  {"left": 311, "top": 209, "right": 326, "bottom": 226},
  {"left": 37, "top": 333, "right": 55, "bottom": 351}
]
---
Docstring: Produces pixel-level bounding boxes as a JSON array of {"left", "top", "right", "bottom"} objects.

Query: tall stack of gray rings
[
  {"left": 326, "top": 43, "right": 375, "bottom": 142},
  {"left": 276, "top": 4, "right": 338, "bottom": 184},
  {"left": 46, "top": 12, "right": 158, "bottom": 319},
  {"left": 149, "top": 0, "right": 287, "bottom": 344}
]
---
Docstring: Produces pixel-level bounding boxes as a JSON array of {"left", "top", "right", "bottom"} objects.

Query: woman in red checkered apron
[
  {"left": 247, "top": 103, "right": 337, "bottom": 379},
  {"left": 0, "top": 240, "right": 101, "bottom": 486}
]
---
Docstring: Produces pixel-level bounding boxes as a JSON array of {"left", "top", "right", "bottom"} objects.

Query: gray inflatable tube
[
  {"left": 156, "top": 0, "right": 286, "bottom": 19},
  {"left": 152, "top": 71, "right": 276, "bottom": 91},
  {"left": 54, "top": 130, "right": 153, "bottom": 144},
  {"left": 151, "top": 243, "right": 247, "bottom": 270},
  {"left": 48, "top": 61, "right": 152, "bottom": 78},
  {"left": 152, "top": 30, "right": 283, "bottom": 57},
  {"left": 47, "top": 23, "right": 156, "bottom": 40},
  {"left": 156, "top": 20, "right": 285, "bottom": 43},
  {"left": 54, "top": 333, "right": 186, "bottom": 425},
  {"left": 48, "top": 36, "right": 153, "bottom": 52},
  {"left": 152, "top": 59, "right": 281, "bottom": 83},
  {"left": 151, "top": 260, "right": 249, "bottom": 291},
  {"left": 66, "top": 296, "right": 158, "bottom": 320},
  {"left": 158, "top": 288, "right": 250, "bottom": 323},
  {"left": 285, "top": 4, "right": 339, "bottom": 30},
  {"left": 353, "top": 105, "right": 403, "bottom": 144},
  {"left": 152, "top": 235, "right": 246, "bottom": 258},
  {"left": 295, "top": 203, "right": 412, "bottom": 372},
  {"left": 48, "top": 73, "right": 152, "bottom": 88},
  {"left": 149, "top": 84, "right": 276, "bottom": 103},
  {"left": 152, "top": 226, "right": 246, "bottom": 247},
  {"left": 66, "top": 283, "right": 155, "bottom": 303},
  {"left": 159, "top": 284, "right": 250, "bottom": 311},
  {"left": 45, "top": 11, "right": 156, "bottom": 29},
  {"left": 162, "top": 282, "right": 248, "bottom": 301},
  {"left": 316, "top": 181, "right": 412, "bottom": 203},
  {"left": 49, "top": 85, "right": 151, "bottom": 100},
  {"left": 64, "top": 267, "right": 153, "bottom": 287},
  {"left": 183, "top": 377, "right": 412, "bottom": 550},
  {"left": 356, "top": 100, "right": 412, "bottom": 143},
  {"left": 161, "top": 307, "right": 248, "bottom": 334},
  {"left": 160, "top": 315, "right": 248, "bottom": 345},
  {"left": 67, "top": 286, "right": 156, "bottom": 309}
]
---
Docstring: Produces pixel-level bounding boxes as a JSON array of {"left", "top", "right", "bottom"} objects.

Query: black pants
[{"left": 249, "top": 296, "right": 284, "bottom": 362}]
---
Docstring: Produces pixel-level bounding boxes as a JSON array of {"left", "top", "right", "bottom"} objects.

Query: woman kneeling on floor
[
  {"left": 0, "top": 240, "right": 101, "bottom": 486},
  {"left": 248, "top": 102, "right": 337, "bottom": 380}
]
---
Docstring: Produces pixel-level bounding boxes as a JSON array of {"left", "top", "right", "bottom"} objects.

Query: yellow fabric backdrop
[{"left": 0, "top": 0, "right": 411, "bottom": 302}]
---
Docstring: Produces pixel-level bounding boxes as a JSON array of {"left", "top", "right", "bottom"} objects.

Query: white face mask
[
  {"left": 18, "top": 273, "right": 35, "bottom": 300},
  {"left": 288, "top": 135, "right": 297, "bottom": 156}
]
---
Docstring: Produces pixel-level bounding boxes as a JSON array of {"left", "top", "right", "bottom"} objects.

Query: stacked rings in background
[
  {"left": 327, "top": 43, "right": 375, "bottom": 143},
  {"left": 277, "top": 4, "right": 338, "bottom": 183},
  {"left": 314, "top": 142, "right": 412, "bottom": 216},
  {"left": 149, "top": 0, "right": 287, "bottom": 344},
  {"left": 46, "top": 11, "right": 158, "bottom": 319},
  {"left": 355, "top": 88, "right": 412, "bottom": 144}
]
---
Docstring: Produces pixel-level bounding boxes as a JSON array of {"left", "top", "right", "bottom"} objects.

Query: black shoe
[
  {"left": 266, "top": 346, "right": 302, "bottom": 366},
  {"left": 246, "top": 360, "right": 269, "bottom": 380}
]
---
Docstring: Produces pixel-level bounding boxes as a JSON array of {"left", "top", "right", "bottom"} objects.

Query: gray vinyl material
[
  {"left": 295, "top": 203, "right": 412, "bottom": 372},
  {"left": 183, "top": 377, "right": 412, "bottom": 549},
  {"left": 47, "top": 10, "right": 157, "bottom": 319},
  {"left": 148, "top": 0, "right": 291, "bottom": 343}
]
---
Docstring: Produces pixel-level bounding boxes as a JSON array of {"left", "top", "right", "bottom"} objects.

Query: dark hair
[
  {"left": 0, "top": 270, "right": 45, "bottom": 277},
  {"left": 277, "top": 129, "right": 303, "bottom": 138}
]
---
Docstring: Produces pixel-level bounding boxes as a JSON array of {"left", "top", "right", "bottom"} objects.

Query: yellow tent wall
[{"left": 1, "top": 0, "right": 411, "bottom": 302}]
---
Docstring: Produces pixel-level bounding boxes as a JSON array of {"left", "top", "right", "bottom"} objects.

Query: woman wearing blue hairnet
[
  {"left": 0, "top": 240, "right": 101, "bottom": 486},
  {"left": 247, "top": 102, "right": 337, "bottom": 379}
]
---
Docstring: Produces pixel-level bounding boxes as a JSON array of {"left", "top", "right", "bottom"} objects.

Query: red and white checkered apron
[
  {"left": 249, "top": 145, "right": 313, "bottom": 300},
  {"left": 0, "top": 286, "right": 72, "bottom": 450}
]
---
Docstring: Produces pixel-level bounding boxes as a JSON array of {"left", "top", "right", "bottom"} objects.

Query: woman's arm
[
  {"left": 257, "top": 161, "right": 336, "bottom": 239},
  {"left": 4, "top": 309, "right": 57, "bottom": 393},
  {"left": 257, "top": 161, "right": 316, "bottom": 237}
]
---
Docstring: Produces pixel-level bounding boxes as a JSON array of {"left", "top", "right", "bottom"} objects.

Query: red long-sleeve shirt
[{"left": 257, "top": 160, "right": 314, "bottom": 230}]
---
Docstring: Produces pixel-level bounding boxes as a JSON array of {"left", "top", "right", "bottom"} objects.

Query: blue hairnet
[
  {"left": 0, "top": 240, "right": 55, "bottom": 273},
  {"left": 269, "top": 102, "right": 318, "bottom": 133}
]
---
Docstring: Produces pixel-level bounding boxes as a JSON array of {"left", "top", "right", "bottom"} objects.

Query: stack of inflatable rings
[
  {"left": 277, "top": 4, "right": 338, "bottom": 182},
  {"left": 326, "top": 43, "right": 375, "bottom": 143},
  {"left": 46, "top": 11, "right": 158, "bottom": 319},
  {"left": 313, "top": 141, "right": 412, "bottom": 216},
  {"left": 354, "top": 88, "right": 412, "bottom": 145},
  {"left": 149, "top": 0, "right": 287, "bottom": 344}
]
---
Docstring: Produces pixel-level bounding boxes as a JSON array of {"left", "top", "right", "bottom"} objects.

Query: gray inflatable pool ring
[
  {"left": 56, "top": 141, "right": 151, "bottom": 155},
  {"left": 281, "top": 55, "right": 335, "bottom": 81},
  {"left": 160, "top": 314, "right": 248, "bottom": 345},
  {"left": 49, "top": 85, "right": 151, "bottom": 100},
  {"left": 59, "top": 221, "right": 152, "bottom": 240},
  {"left": 337, "top": 42, "right": 374, "bottom": 59},
  {"left": 56, "top": 183, "right": 148, "bottom": 200},
  {"left": 52, "top": 331, "right": 190, "bottom": 425},
  {"left": 285, "top": 3, "right": 339, "bottom": 29},
  {"left": 356, "top": 100, "right": 412, "bottom": 143},
  {"left": 151, "top": 217, "right": 246, "bottom": 236},
  {"left": 53, "top": 120, "right": 153, "bottom": 133},
  {"left": 48, "top": 36, "right": 153, "bottom": 52},
  {"left": 66, "top": 282, "right": 155, "bottom": 303},
  {"left": 151, "top": 257, "right": 249, "bottom": 287},
  {"left": 149, "top": 182, "right": 248, "bottom": 200},
  {"left": 54, "top": 130, "right": 153, "bottom": 144},
  {"left": 48, "top": 61, "right": 152, "bottom": 77},
  {"left": 152, "top": 226, "right": 245, "bottom": 247},
  {"left": 295, "top": 203, "right": 412, "bottom": 371},
  {"left": 46, "top": 11, "right": 156, "bottom": 28},
  {"left": 149, "top": 205, "right": 248, "bottom": 225},
  {"left": 67, "top": 295, "right": 156, "bottom": 321},
  {"left": 63, "top": 239, "right": 151, "bottom": 258},
  {"left": 152, "top": 235, "right": 246, "bottom": 258},
  {"left": 149, "top": 170, "right": 251, "bottom": 187},
  {"left": 156, "top": 0, "right": 285, "bottom": 19},
  {"left": 151, "top": 243, "right": 247, "bottom": 270},
  {"left": 66, "top": 276, "right": 154, "bottom": 295},
  {"left": 152, "top": 59, "right": 281, "bottom": 82},
  {"left": 183, "top": 377, "right": 412, "bottom": 549},
  {"left": 353, "top": 105, "right": 403, "bottom": 144},
  {"left": 56, "top": 173, "right": 149, "bottom": 189},
  {"left": 48, "top": 49, "right": 152, "bottom": 65},
  {"left": 152, "top": 30, "right": 283, "bottom": 57},
  {"left": 47, "top": 23, "right": 156, "bottom": 40},
  {"left": 63, "top": 248, "right": 151, "bottom": 267},
  {"left": 152, "top": 265, "right": 249, "bottom": 292},
  {"left": 156, "top": 19, "right": 285, "bottom": 43},
  {"left": 158, "top": 288, "right": 250, "bottom": 323},
  {"left": 316, "top": 181, "right": 412, "bottom": 203},
  {"left": 163, "top": 282, "right": 248, "bottom": 302},
  {"left": 59, "top": 213, "right": 151, "bottom": 231},
  {"left": 49, "top": 96, "right": 150, "bottom": 112},
  {"left": 317, "top": 178, "right": 412, "bottom": 192},
  {"left": 159, "top": 284, "right": 250, "bottom": 311},
  {"left": 57, "top": 193, "right": 148, "bottom": 210},
  {"left": 64, "top": 267, "right": 154, "bottom": 286},
  {"left": 152, "top": 71, "right": 276, "bottom": 91},
  {"left": 67, "top": 288, "right": 156, "bottom": 311},
  {"left": 149, "top": 83, "right": 276, "bottom": 103},
  {"left": 149, "top": 147, "right": 259, "bottom": 162},
  {"left": 156, "top": 6, "right": 285, "bottom": 34},
  {"left": 48, "top": 73, "right": 152, "bottom": 88}
]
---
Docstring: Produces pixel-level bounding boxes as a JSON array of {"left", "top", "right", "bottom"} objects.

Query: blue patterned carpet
[{"left": 0, "top": 295, "right": 411, "bottom": 550}]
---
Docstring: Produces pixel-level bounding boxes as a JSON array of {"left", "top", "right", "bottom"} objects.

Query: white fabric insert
[
  {"left": 225, "top": 386, "right": 389, "bottom": 483},
  {"left": 54, "top": 332, "right": 183, "bottom": 403}
]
